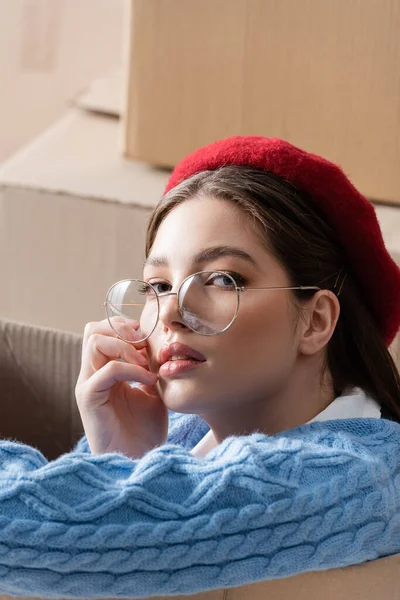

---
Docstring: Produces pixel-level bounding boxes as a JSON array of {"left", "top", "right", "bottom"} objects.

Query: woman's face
[{"left": 143, "top": 195, "right": 303, "bottom": 416}]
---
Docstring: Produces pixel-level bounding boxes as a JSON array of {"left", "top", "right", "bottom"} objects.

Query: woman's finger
[
  {"left": 82, "top": 318, "right": 146, "bottom": 356},
  {"left": 80, "top": 361, "right": 158, "bottom": 405},
  {"left": 82, "top": 318, "right": 125, "bottom": 354},
  {"left": 79, "top": 332, "right": 149, "bottom": 383}
]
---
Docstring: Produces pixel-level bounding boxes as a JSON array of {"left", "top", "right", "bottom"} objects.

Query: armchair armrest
[{"left": 0, "top": 317, "right": 84, "bottom": 459}]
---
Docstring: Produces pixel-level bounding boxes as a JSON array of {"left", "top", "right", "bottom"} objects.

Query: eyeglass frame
[{"left": 103, "top": 270, "right": 326, "bottom": 343}]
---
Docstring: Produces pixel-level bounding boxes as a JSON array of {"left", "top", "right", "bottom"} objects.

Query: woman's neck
[{"left": 196, "top": 365, "right": 336, "bottom": 448}]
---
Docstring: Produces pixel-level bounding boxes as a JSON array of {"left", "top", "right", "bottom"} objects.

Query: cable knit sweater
[{"left": 0, "top": 402, "right": 399, "bottom": 598}]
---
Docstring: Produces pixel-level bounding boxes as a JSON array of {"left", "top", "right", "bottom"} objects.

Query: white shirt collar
[{"left": 306, "top": 387, "right": 381, "bottom": 424}]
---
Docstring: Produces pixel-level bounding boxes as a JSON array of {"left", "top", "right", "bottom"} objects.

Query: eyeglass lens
[{"left": 105, "top": 272, "right": 239, "bottom": 343}]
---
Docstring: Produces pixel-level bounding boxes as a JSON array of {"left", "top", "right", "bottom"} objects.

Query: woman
[
  {"left": 0, "top": 136, "right": 400, "bottom": 598},
  {"left": 76, "top": 136, "right": 400, "bottom": 461}
]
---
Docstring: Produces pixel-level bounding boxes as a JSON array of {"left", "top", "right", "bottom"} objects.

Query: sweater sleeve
[
  {"left": 0, "top": 418, "right": 399, "bottom": 599},
  {"left": 73, "top": 409, "right": 210, "bottom": 453}
]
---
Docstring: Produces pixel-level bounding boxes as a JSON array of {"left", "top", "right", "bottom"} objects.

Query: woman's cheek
[{"left": 229, "top": 299, "right": 292, "bottom": 365}]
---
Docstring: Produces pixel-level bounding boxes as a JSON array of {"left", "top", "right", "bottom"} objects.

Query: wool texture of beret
[{"left": 164, "top": 135, "right": 400, "bottom": 346}]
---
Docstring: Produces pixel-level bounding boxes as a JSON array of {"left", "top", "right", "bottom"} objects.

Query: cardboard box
[
  {"left": 2, "top": 99, "right": 400, "bottom": 349},
  {"left": 0, "top": 0, "right": 125, "bottom": 163},
  {"left": 0, "top": 108, "right": 171, "bottom": 334},
  {"left": 73, "top": 66, "right": 122, "bottom": 118},
  {"left": 123, "top": 0, "right": 400, "bottom": 204},
  {"left": 1, "top": 315, "right": 400, "bottom": 600}
]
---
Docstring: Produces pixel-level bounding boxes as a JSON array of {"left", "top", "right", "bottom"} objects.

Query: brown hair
[{"left": 146, "top": 166, "right": 400, "bottom": 422}]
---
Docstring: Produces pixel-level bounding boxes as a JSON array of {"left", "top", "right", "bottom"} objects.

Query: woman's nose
[{"left": 158, "top": 293, "right": 187, "bottom": 332}]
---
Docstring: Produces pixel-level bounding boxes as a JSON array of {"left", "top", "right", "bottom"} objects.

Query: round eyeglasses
[{"left": 103, "top": 270, "right": 321, "bottom": 344}]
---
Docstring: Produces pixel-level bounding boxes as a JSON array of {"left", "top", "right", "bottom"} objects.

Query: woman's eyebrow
[
  {"left": 143, "top": 255, "right": 168, "bottom": 269},
  {"left": 143, "top": 246, "right": 259, "bottom": 269}
]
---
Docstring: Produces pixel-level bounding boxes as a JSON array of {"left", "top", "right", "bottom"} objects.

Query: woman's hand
[{"left": 75, "top": 317, "right": 168, "bottom": 458}]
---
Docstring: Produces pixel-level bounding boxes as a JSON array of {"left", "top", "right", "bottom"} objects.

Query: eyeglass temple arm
[
  {"left": 104, "top": 291, "right": 177, "bottom": 311},
  {"left": 103, "top": 301, "right": 134, "bottom": 317},
  {"left": 239, "top": 285, "right": 321, "bottom": 292}
]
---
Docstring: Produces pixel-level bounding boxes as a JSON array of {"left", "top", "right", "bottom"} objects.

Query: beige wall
[{"left": 0, "top": 0, "right": 124, "bottom": 163}]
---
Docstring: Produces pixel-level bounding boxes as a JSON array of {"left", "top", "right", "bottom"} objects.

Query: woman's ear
[{"left": 297, "top": 290, "right": 340, "bottom": 356}]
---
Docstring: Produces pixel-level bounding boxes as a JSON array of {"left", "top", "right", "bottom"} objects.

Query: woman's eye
[
  {"left": 138, "top": 281, "right": 171, "bottom": 295},
  {"left": 137, "top": 283, "right": 150, "bottom": 295},
  {"left": 150, "top": 281, "right": 172, "bottom": 294},
  {"left": 206, "top": 272, "right": 245, "bottom": 288}
]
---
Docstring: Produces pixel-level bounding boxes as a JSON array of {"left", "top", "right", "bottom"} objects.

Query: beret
[{"left": 164, "top": 136, "right": 400, "bottom": 346}]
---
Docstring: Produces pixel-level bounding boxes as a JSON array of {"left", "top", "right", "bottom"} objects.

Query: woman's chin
[{"left": 159, "top": 378, "right": 208, "bottom": 413}]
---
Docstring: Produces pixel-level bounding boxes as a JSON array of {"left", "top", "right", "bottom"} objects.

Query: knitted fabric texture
[
  {"left": 0, "top": 415, "right": 399, "bottom": 598},
  {"left": 163, "top": 136, "right": 400, "bottom": 346}
]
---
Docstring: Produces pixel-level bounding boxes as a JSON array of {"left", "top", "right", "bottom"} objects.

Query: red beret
[{"left": 164, "top": 136, "right": 400, "bottom": 346}]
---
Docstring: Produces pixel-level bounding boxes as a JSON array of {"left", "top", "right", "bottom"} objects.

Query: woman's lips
[
  {"left": 158, "top": 342, "right": 207, "bottom": 377},
  {"left": 158, "top": 342, "right": 206, "bottom": 364},
  {"left": 159, "top": 358, "right": 205, "bottom": 377}
]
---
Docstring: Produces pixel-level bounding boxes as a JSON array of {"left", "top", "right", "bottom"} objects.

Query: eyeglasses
[{"left": 103, "top": 270, "right": 321, "bottom": 344}]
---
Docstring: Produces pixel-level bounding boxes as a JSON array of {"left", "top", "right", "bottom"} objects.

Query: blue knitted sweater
[{"left": 0, "top": 411, "right": 399, "bottom": 598}]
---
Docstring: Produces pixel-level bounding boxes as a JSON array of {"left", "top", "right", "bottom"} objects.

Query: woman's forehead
[
  {"left": 154, "top": 196, "right": 253, "bottom": 246},
  {"left": 148, "top": 197, "right": 277, "bottom": 274}
]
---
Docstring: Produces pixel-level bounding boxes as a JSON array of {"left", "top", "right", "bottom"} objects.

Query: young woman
[
  {"left": 76, "top": 135, "right": 400, "bottom": 460},
  {"left": 0, "top": 136, "right": 400, "bottom": 599}
]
